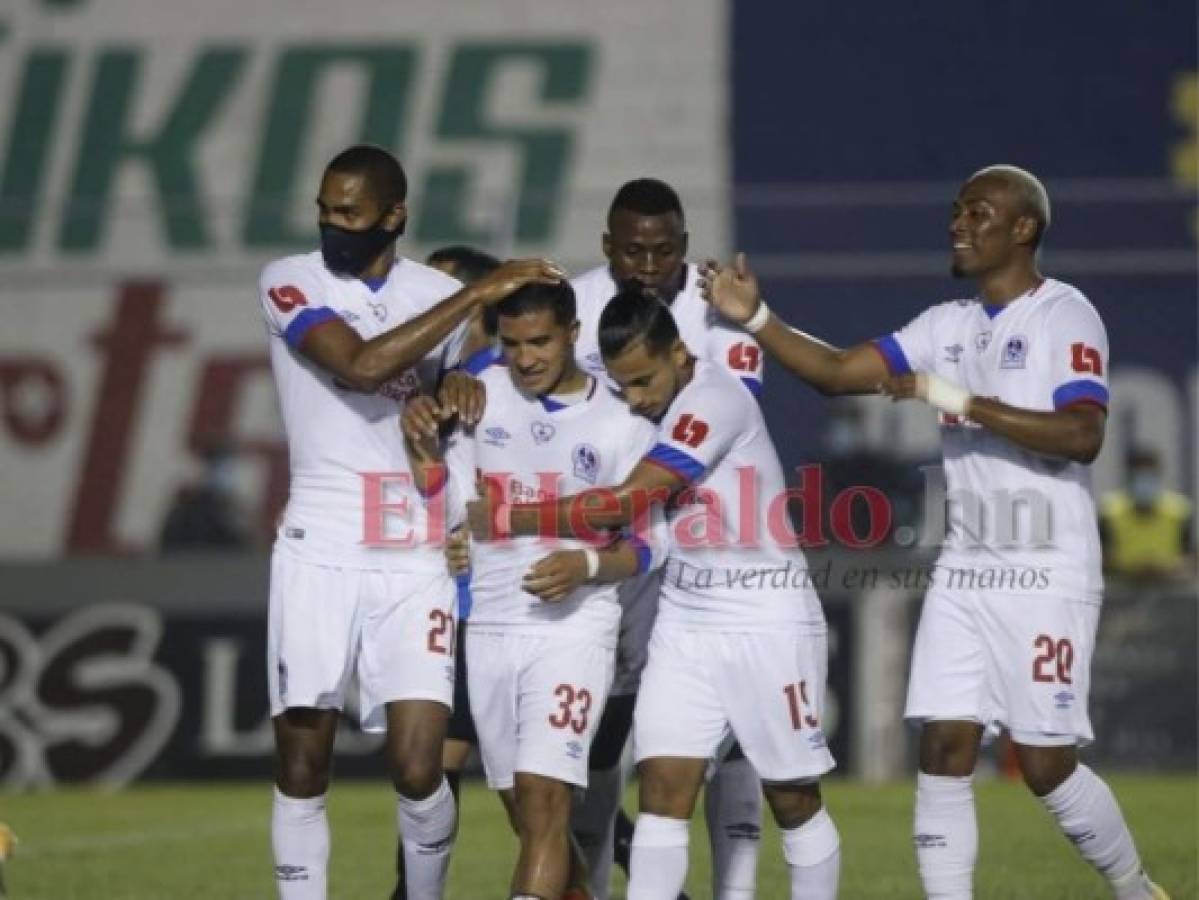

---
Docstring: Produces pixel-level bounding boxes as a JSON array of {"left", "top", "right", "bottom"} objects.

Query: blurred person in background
[
  {"left": 159, "top": 435, "right": 251, "bottom": 552},
  {"left": 702, "top": 164, "right": 1169, "bottom": 899},
  {"left": 570, "top": 178, "right": 766, "bottom": 900},
  {"left": 1099, "top": 447, "right": 1193, "bottom": 579},
  {"left": 259, "top": 142, "right": 561, "bottom": 900}
]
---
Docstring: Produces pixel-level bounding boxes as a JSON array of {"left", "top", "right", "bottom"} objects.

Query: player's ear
[
  {"left": 669, "top": 337, "right": 688, "bottom": 367},
  {"left": 602, "top": 232, "right": 614, "bottom": 261},
  {"left": 569, "top": 319, "right": 580, "bottom": 345},
  {"left": 680, "top": 231, "right": 689, "bottom": 258},
  {"left": 385, "top": 201, "right": 407, "bottom": 236},
  {"left": 1012, "top": 214, "right": 1038, "bottom": 248}
]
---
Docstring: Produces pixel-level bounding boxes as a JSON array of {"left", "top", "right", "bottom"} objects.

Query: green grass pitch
[{"left": 1, "top": 774, "right": 1194, "bottom": 898}]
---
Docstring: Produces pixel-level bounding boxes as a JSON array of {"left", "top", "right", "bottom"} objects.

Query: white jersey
[
  {"left": 260, "top": 250, "right": 466, "bottom": 572},
  {"left": 875, "top": 278, "right": 1109, "bottom": 598},
  {"left": 448, "top": 362, "right": 660, "bottom": 639},
  {"left": 571, "top": 263, "right": 765, "bottom": 396},
  {"left": 645, "top": 360, "right": 826, "bottom": 629}
]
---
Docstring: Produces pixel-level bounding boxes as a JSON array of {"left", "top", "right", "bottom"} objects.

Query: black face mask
[{"left": 319, "top": 217, "right": 401, "bottom": 276}]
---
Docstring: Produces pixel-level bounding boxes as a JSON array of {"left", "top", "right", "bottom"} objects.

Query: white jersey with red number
[
  {"left": 448, "top": 362, "right": 660, "bottom": 639},
  {"left": 873, "top": 278, "right": 1109, "bottom": 598},
  {"left": 260, "top": 250, "right": 466, "bottom": 572},
  {"left": 645, "top": 360, "right": 825, "bottom": 629},
  {"left": 571, "top": 264, "right": 765, "bottom": 396}
]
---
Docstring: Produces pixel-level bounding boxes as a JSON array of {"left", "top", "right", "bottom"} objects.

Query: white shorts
[
  {"left": 633, "top": 623, "right": 836, "bottom": 782},
  {"left": 466, "top": 628, "right": 615, "bottom": 791},
  {"left": 266, "top": 548, "right": 457, "bottom": 732},
  {"left": 611, "top": 571, "right": 662, "bottom": 696},
  {"left": 905, "top": 586, "right": 1100, "bottom": 746}
]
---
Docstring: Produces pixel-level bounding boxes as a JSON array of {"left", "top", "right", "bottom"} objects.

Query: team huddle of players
[{"left": 260, "top": 145, "right": 1168, "bottom": 900}]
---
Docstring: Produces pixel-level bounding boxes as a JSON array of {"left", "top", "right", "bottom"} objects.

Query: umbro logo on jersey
[
  {"left": 484, "top": 426, "right": 512, "bottom": 447},
  {"left": 975, "top": 331, "right": 992, "bottom": 351},
  {"left": 531, "top": 421, "right": 556, "bottom": 444},
  {"left": 1001, "top": 334, "right": 1029, "bottom": 369},
  {"left": 368, "top": 300, "right": 387, "bottom": 323},
  {"left": 943, "top": 343, "right": 964, "bottom": 363},
  {"left": 573, "top": 443, "right": 600, "bottom": 484},
  {"left": 338, "top": 308, "right": 360, "bottom": 323},
  {"left": 285, "top": 527, "right": 305, "bottom": 540}
]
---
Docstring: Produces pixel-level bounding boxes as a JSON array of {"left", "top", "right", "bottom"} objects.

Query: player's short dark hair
[
  {"left": 608, "top": 178, "right": 685, "bottom": 225},
  {"left": 598, "top": 286, "right": 680, "bottom": 359},
  {"left": 495, "top": 281, "right": 576, "bottom": 330},
  {"left": 426, "top": 245, "right": 501, "bottom": 285},
  {"left": 325, "top": 145, "right": 408, "bottom": 208}
]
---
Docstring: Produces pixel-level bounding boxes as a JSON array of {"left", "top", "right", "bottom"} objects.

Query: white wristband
[
  {"left": 582, "top": 548, "right": 600, "bottom": 580},
  {"left": 743, "top": 300, "right": 771, "bottom": 333},
  {"left": 918, "top": 373, "right": 972, "bottom": 416}
]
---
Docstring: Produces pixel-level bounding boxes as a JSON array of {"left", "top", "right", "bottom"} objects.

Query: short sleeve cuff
[
  {"left": 284, "top": 307, "right": 341, "bottom": 349},
  {"left": 645, "top": 442, "right": 706, "bottom": 483},
  {"left": 460, "top": 345, "right": 501, "bottom": 375},
  {"left": 740, "top": 376, "right": 763, "bottom": 398},
  {"left": 870, "top": 334, "right": 913, "bottom": 376},
  {"left": 1053, "top": 379, "right": 1109, "bottom": 410}
]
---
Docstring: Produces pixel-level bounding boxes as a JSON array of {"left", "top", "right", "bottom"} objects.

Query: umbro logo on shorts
[
  {"left": 285, "top": 527, "right": 305, "bottom": 540},
  {"left": 565, "top": 740, "right": 584, "bottom": 760}
]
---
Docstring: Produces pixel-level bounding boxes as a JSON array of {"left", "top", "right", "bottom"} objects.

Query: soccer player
[
  {"left": 467, "top": 289, "right": 843, "bottom": 900},
  {"left": 259, "top": 144, "right": 561, "bottom": 900},
  {"left": 403, "top": 279, "right": 665, "bottom": 900},
  {"left": 700, "top": 165, "right": 1169, "bottom": 900},
  {"left": 571, "top": 178, "right": 766, "bottom": 900},
  {"left": 385, "top": 246, "right": 503, "bottom": 900}
]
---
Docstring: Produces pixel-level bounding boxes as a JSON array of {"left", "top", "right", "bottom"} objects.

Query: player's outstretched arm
[
  {"left": 882, "top": 373, "right": 1107, "bottom": 463},
  {"left": 298, "top": 258, "right": 564, "bottom": 392},
  {"left": 698, "top": 253, "right": 888, "bottom": 396},
  {"left": 467, "top": 458, "right": 682, "bottom": 542}
]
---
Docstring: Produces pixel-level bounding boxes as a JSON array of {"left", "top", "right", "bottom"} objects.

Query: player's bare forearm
[
  {"left": 967, "top": 397, "right": 1106, "bottom": 463},
  {"left": 302, "top": 288, "right": 481, "bottom": 392},
  {"left": 755, "top": 321, "right": 889, "bottom": 396},
  {"left": 506, "top": 462, "right": 681, "bottom": 541}
]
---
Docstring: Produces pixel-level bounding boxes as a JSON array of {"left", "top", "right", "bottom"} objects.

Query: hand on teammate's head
[{"left": 469, "top": 258, "right": 567, "bottom": 307}]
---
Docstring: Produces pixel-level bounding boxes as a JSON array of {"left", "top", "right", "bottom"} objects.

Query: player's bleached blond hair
[{"left": 970, "top": 164, "right": 1051, "bottom": 246}]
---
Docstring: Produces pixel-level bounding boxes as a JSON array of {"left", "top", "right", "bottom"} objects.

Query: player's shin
[
  {"left": 1039, "top": 764, "right": 1161, "bottom": 900},
  {"left": 914, "top": 773, "right": 976, "bottom": 899},
  {"left": 780, "top": 807, "right": 840, "bottom": 900},
  {"left": 705, "top": 754, "right": 762, "bottom": 899},
  {"left": 272, "top": 788, "right": 330, "bottom": 900},
  {"left": 396, "top": 777, "right": 456, "bottom": 898},
  {"left": 627, "top": 813, "right": 690, "bottom": 900}
]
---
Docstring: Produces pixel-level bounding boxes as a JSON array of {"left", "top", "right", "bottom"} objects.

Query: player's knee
[
  {"left": 763, "top": 780, "right": 821, "bottom": 830},
  {"left": 1015, "top": 745, "right": 1076, "bottom": 797},
  {"left": 638, "top": 763, "right": 701, "bottom": 819},
  {"left": 275, "top": 748, "right": 331, "bottom": 797},
  {"left": 515, "top": 778, "right": 572, "bottom": 840},
  {"left": 919, "top": 724, "right": 980, "bottom": 776},
  {"left": 391, "top": 756, "right": 442, "bottom": 799}
]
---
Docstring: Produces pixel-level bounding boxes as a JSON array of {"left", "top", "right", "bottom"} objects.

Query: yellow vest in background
[{"left": 1100, "top": 490, "right": 1192, "bottom": 574}]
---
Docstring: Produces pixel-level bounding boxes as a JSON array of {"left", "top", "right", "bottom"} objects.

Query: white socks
[
  {"left": 396, "top": 777, "right": 457, "bottom": 899},
  {"left": 1040, "top": 765, "right": 1155, "bottom": 900},
  {"left": 781, "top": 807, "right": 841, "bottom": 900},
  {"left": 627, "top": 813, "right": 690, "bottom": 900},
  {"left": 705, "top": 756, "right": 763, "bottom": 899},
  {"left": 572, "top": 764, "right": 623, "bottom": 899},
  {"left": 914, "top": 773, "right": 977, "bottom": 899},
  {"left": 272, "top": 788, "right": 329, "bottom": 899}
]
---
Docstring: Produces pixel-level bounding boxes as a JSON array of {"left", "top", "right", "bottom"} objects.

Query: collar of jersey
[
  {"left": 538, "top": 375, "right": 597, "bottom": 413},
  {"left": 979, "top": 279, "right": 1046, "bottom": 319}
]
